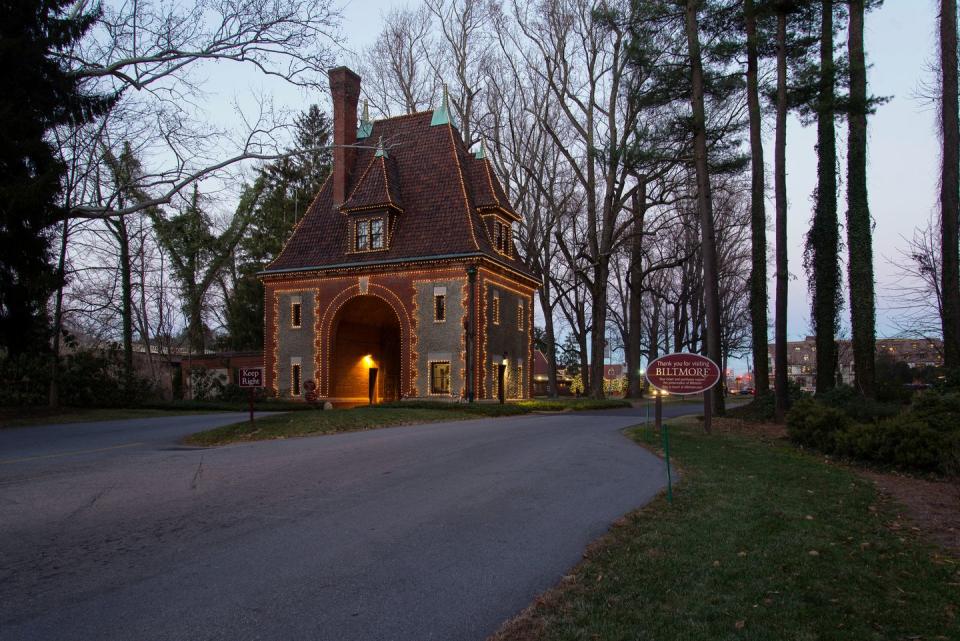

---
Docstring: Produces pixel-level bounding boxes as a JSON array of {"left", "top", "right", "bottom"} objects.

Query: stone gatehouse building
[{"left": 260, "top": 67, "right": 538, "bottom": 403}]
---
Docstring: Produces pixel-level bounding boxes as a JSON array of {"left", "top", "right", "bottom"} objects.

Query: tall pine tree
[
  {"left": 744, "top": 0, "right": 770, "bottom": 397},
  {"left": 0, "top": 0, "right": 113, "bottom": 356},
  {"left": 806, "top": 0, "right": 843, "bottom": 394},
  {"left": 845, "top": 0, "right": 884, "bottom": 397},
  {"left": 940, "top": 0, "right": 960, "bottom": 369},
  {"left": 769, "top": 0, "right": 821, "bottom": 419},
  {"left": 222, "top": 106, "right": 332, "bottom": 350}
]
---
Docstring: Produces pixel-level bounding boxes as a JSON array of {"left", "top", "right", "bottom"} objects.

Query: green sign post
[{"left": 645, "top": 353, "right": 722, "bottom": 505}]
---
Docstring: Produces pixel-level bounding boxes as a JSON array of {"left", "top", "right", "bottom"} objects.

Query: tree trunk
[
  {"left": 627, "top": 286, "right": 643, "bottom": 397},
  {"left": 48, "top": 219, "right": 69, "bottom": 408},
  {"left": 587, "top": 260, "right": 610, "bottom": 399},
  {"left": 578, "top": 331, "right": 590, "bottom": 394},
  {"left": 745, "top": 0, "right": 770, "bottom": 396},
  {"left": 649, "top": 296, "right": 661, "bottom": 361},
  {"left": 941, "top": 0, "right": 960, "bottom": 368},
  {"left": 136, "top": 223, "right": 156, "bottom": 381},
  {"left": 628, "top": 179, "right": 648, "bottom": 398},
  {"left": 589, "top": 261, "right": 610, "bottom": 399},
  {"left": 116, "top": 217, "right": 135, "bottom": 392},
  {"left": 538, "top": 283, "right": 560, "bottom": 398},
  {"left": 187, "top": 291, "right": 205, "bottom": 355},
  {"left": 810, "top": 0, "right": 840, "bottom": 394},
  {"left": 774, "top": 10, "right": 790, "bottom": 421},
  {"left": 846, "top": 0, "right": 877, "bottom": 396},
  {"left": 684, "top": 0, "right": 725, "bottom": 417}
]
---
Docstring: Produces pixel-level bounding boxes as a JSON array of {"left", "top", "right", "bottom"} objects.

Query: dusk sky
[
  {"left": 209, "top": 1, "right": 942, "bottom": 364},
  {"left": 347, "top": 2, "right": 943, "bottom": 346}
]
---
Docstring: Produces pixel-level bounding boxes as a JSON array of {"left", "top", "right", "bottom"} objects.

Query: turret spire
[
  {"left": 431, "top": 83, "right": 453, "bottom": 126},
  {"left": 358, "top": 98, "right": 373, "bottom": 139}
]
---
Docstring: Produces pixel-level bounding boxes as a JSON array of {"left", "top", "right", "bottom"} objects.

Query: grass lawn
[
  {"left": 517, "top": 398, "right": 632, "bottom": 411},
  {"left": 184, "top": 398, "right": 632, "bottom": 446},
  {"left": 0, "top": 407, "right": 225, "bottom": 428},
  {"left": 492, "top": 416, "right": 958, "bottom": 641}
]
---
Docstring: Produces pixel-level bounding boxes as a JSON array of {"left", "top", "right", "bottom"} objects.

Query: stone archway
[{"left": 329, "top": 295, "right": 402, "bottom": 402}]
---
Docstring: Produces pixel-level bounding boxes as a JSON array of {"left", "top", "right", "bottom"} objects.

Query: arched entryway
[{"left": 329, "top": 295, "right": 402, "bottom": 403}]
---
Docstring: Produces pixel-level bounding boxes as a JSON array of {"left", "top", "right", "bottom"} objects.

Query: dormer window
[{"left": 355, "top": 217, "right": 386, "bottom": 251}]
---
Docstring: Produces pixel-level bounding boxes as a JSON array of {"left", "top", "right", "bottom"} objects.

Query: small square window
[
  {"left": 430, "top": 361, "right": 451, "bottom": 395},
  {"left": 434, "top": 294, "right": 446, "bottom": 322}
]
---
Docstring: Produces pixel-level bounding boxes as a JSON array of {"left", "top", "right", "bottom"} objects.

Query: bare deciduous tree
[{"left": 358, "top": 5, "right": 439, "bottom": 116}]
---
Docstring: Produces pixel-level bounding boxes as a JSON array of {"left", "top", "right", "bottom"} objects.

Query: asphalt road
[{"left": 0, "top": 402, "right": 703, "bottom": 641}]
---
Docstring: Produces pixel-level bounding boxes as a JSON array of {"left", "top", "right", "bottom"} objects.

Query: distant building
[
  {"left": 532, "top": 350, "right": 573, "bottom": 396},
  {"left": 603, "top": 363, "right": 625, "bottom": 381},
  {"left": 767, "top": 337, "right": 943, "bottom": 390},
  {"left": 727, "top": 370, "right": 755, "bottom": 393}
]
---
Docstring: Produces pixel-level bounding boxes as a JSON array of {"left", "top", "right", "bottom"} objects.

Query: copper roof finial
[
  {"left": 358, "top": 98, "right": 373, "bottom": 139},
  {"left": 431, "top": 82, "right": 452, "bottom": 127},
  {"left": 475, "top": 136, "right": 487, "bottom": 159}
]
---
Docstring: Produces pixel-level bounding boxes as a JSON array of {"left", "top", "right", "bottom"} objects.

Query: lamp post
[
  {"left": 498, "top": 353, "right": 508, "bottom": 404},
  {"left": 640, "top": 367, "right": 648, "bottom": 424}
]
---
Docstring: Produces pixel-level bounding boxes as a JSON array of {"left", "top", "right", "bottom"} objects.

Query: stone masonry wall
[
  {"left": 275, "top": 289, "right": 316, "bottom": 398},
  {"left": 414, "top": 278, "right": 466, "bottom": 398},
  {"left": 484, "top": 283, "right": 530, "bottom": 399}
]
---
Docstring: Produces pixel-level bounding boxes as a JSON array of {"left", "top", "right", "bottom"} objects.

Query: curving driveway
[{"left": 0, "top": 403, "right": 700, "bottom": 641}]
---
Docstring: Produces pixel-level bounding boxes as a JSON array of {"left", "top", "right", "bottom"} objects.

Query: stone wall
[
  {"left": 275, "top": 290, "right": 316, "bottom": 397},
  {"left": 484, "top": 283, "right": 530, "bottom": 399},
  {"left": 414, "top": 279, "right": 466, "bottom": 398}
]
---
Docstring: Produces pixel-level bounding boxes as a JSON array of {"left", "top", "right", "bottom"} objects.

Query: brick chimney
[{"left": 329, "top": 66, "right": 361, "bottom": 206}]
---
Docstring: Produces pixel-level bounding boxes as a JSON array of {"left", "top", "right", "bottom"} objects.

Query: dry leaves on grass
[
  {"left": 717, "top": 416, "right": 959, "bottom": 557},
  {"left": 859, "top": 469, "right": 960, "bottom": 556},
  {"left": 711, "top": 417, "right": 787, "bottom": 440}
]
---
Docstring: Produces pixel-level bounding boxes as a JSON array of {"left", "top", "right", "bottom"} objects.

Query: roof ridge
[
  {"left": 343, "top": 154, "right": 378, "bottom": 206},
  {"left": 445, "top": 120, "right": 479, "bottom": 251},
  {"left": 381, "top": 153, "right": 400, "bottom": 210},
  {"left": 268, "top": 173, "right": 332, "bottom": 269},
  {"left": 372, "top": 110, "right": 434, "bottom": 124},
  {"left": 482, "top": 156, "right": 502, "bottom": 208}
]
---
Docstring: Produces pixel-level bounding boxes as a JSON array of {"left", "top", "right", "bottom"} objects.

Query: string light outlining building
[{"left": 260, "top": 67, "right": 538, "bottom": 403}]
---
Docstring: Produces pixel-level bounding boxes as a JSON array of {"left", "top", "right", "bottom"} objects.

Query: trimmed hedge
[{"left": 787, "top": 391, "right": 960, "bottom": 476}]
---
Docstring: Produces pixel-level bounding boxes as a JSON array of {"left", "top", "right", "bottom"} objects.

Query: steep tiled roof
[
  {"left": 266, "top": 112, "right": 534, "bottom": 279},
  {"left": 467, "top": 155, "right": 520, "bottom": 221}
]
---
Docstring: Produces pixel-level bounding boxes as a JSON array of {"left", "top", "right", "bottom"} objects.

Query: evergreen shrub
[
  {"left": 788, "top": 390, "right": 960, "bottom": 476},
  {"left": 786, "top": 397, "right": 852, "bottom": 453}
]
